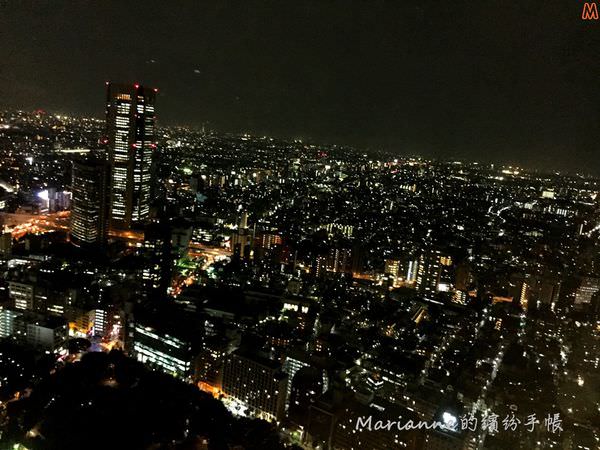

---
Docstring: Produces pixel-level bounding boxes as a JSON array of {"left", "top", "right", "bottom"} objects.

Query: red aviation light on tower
[{"left": 134, "top": 83, "right": 140, "bottom": 89}]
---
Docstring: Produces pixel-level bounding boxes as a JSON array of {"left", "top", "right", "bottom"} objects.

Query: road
[
  {"left": 1, "top": 211, "right": 70, "bottom": 239},
  {"left": 1, "top": 211, "right": 231, "bottom": 268}
]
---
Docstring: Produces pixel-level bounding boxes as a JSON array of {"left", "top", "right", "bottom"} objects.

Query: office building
[
  {"left": 132, "top": 322, "right": 196, "bottom": 380},
  {"left": 255, "top": 233, "right": 282, "bottom": 250},
  {"left": 322, "top": 223, "right": 354, "bottom": 238},
  {"left": 222, "top": 350, "right": 288, "bottom": 422},
  {"left": 326, "top": 247, "right": 352, "bottom": 273},
  {"left": 70, "top": 157, "right": 111, "bottom": 247},
  {"left": 195, "top": 335, "right": 235, "bottom": 391},
  {"left": 0, "top": 307, "right": 21, "bottom": 338},
  {"left": 105, "top": 82, "right": 157, "bottom": 229},
  {"left": 9, "top": 281, "right": 35, "bottom": 311},
  {"left": 416, "top": 248, "right": 442, "bottom": 294},
  {"left": 384, "top": 258, "right": 400, "bottom": 278},
  {"left": 306, "top": 391, "right": 423, "bottom": 450},
  {"left": 142, "top": 220, "right": 173, "bottom": 296},
  {"left": 406, "top": 260, "right": 418, "bottom": 283},
  {"left": 14, "top": 313, "right": 67, "bottom": 350},
  {"left": 574, "top": 277, "right": 600, "bottom": 306}
]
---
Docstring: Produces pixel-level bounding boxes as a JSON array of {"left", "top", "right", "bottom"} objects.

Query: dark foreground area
[{"left": 2, "top": 350, "right": 289, "bottom": 450}]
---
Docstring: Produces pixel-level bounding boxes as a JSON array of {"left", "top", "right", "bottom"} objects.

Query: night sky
[{"left": 1, "top": 0, "right": 599, "bottom": 173}]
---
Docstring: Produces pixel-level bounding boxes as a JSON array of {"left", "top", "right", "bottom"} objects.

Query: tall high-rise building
[
  {"left": 105, "top": 82, "right": 157, "bottom": 229},
  {"left": 406, "top": 259, "right": 418, "bottom": 283},
  {"left": 326, "top": 247, "right": 352, "bottom": 273},
  {"left": 416, "top": 248, "right": 442, "bottom": 294},
  {"left": 142, "top": 220, "right": 173, "bottom": 297},
  {"left": 70, "top": 158, "right": 111, "bottom": 247}
]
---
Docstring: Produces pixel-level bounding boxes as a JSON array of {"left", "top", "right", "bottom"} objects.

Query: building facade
[
  {"left": 222, "top": 351, "right": 288, "bottom": 422},
  {"left": 70, "top": 158, "right": 111, "bottom": 247},
  {"left": 132, "top": 323, "right": 195, "bottom": 379},
  {"left": 105, "top": 82, "right": 157, "bottom": 229}
]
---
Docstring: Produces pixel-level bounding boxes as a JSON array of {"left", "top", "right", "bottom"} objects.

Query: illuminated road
[
  {"left": 171, "top": 243, "right": 231, "bottom": 296},
  {"left": 1, "top": 210, "right": 231, "bottom": 269},
  {"left": 109, "top": 229, "right": 144, "bottom": 241},
  {"left": 189, "top": 242, "right": 231, "bottom": 269},
  {"left": 1, "top": 211, "right": 70, "bottom": 240}
]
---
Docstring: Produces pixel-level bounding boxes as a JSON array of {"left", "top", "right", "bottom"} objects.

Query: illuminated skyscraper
[
  {"left": 142, "top": 220, "right": 173, "bottom": 296},
  {"left": 70, "top": 158, "right": 111, "bottom": 247},
  {"left": 416, "top": 248, "right": 442, "bottom": 294},
  {"left": 105, "top": 82, "right": 157, "bottom": 229}
]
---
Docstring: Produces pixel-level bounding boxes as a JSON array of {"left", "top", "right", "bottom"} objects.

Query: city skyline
[
  {"left": 2, "top": 103, "right": 597, "bottom": 180},
  {"left": 105, "top": 82, "right": 156, "bottom": 229},
  {"left": 0, "top": 92, "right": 598, "bottom": 449},
  {"left": 1, "top": 2, "right": 599, "bottom": 449},
  {"left": 1, "top": 1, "right": 599, "bottom": 174}
]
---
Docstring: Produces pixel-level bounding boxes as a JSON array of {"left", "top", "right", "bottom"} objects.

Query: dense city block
[{"left": 0, "top": 103, "right": 598, "bottom": 449}]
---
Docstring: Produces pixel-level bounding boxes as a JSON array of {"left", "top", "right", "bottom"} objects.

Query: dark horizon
[{"left": 1, "top": 0, "right": 599, "bottom": 174}]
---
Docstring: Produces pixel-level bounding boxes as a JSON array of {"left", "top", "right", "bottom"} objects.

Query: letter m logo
[{"left": 582, "top": 2, "right": 599, "bottom": 20}]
